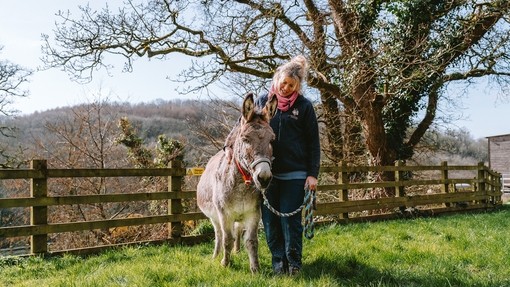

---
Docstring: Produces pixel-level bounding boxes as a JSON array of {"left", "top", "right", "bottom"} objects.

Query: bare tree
[
  {"left": 41, "top": 0, "right": 510, "bottom": 167},
  {"left": 0, "top": 45, "right": 32, "bottom": 168},
  {"left": 29, "top": 97, "right": 170, "bottom": 249}
]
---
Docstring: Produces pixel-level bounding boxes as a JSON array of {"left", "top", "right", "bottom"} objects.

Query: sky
[
  {"left": 0, "top": 1, "right": 200, "bottom": 114},
  {"left": 0, "top": 1, "right": 509, "bottom": 140}
]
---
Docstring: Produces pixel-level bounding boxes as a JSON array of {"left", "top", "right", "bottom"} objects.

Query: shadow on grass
[
  {"left": 304, "top": 254, "right": 391, "bottom": 285},
  {"left": 303, "top": 255, "right": 480, "bottom": 287}
]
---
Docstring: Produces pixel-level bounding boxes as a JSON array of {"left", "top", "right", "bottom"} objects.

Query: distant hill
[
  {"left": 1, "top": 99, "right": 488, "bottom": 168},
  {"left": 1, "top": 99, "right": 240, "bottom": 167}
]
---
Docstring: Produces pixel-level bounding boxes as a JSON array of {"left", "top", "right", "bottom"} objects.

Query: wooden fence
[
  {"left": 316, "top": 161, "right": 502, "bottom": 221},
  {"left": 0, "top": 160, "right": 502, "bottom": 257}
]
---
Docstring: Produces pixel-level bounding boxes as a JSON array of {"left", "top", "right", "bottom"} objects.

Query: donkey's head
[{"left": 231, "top": 92, "right": 277, "bottom": 190}]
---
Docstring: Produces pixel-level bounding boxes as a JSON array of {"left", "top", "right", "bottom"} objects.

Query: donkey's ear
[
  {"left": 242, "top": 92, "right": 255, "bottom": 121},
  {"left": 265, "top": 94, "right": 278, "bottom": 119}
]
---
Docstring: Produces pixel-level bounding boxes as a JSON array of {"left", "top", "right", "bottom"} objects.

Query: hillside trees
[
  {"left": 29, "top": 99, "right": 138, "bottom": 248},
  {"left": 1, "top": 98, "right": 219, "bottom": 250},
  {"left": 28, "top": 99, "right": 180, "bottom": 249},
  {"left": 411, "top": 127, "right": 488, "bottom": 165},
  {"left": 0, "top": 45, "right": 32, "bottom": 168},
  {"left": 41, "top": 1, "right": 510, "bottom": 167}
]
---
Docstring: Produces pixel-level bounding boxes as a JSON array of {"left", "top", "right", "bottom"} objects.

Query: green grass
[{"left": 2, "top": 206, "right": 510, "bottom": 287}]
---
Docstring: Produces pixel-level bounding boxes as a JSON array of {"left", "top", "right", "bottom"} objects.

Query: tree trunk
[
  {"left": 319, "top": 90, "right": 344, "bottom": 163},
  {"left": 343, "top": 105, "right": 365, "bottom": 164}
]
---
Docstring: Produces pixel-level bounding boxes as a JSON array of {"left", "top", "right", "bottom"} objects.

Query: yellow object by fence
[{"left": 186, "top": 167, "right": 205, "bottom": 176}]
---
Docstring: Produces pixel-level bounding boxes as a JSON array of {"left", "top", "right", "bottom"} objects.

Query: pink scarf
[{"left": 269, "top": 85, "right": 299, "bottom": 112}]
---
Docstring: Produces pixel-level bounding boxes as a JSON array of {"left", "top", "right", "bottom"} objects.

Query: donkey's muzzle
[
  {"left": 258, "top": 175, "right": 272, "bottom": 189},
  {"left": 251, "top": 157, "right": 272, "bottom": 189}
]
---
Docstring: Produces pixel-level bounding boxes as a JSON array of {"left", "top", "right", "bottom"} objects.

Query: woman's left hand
[{"left": 305, "top": 176, "right": 318, "bottom": 191}]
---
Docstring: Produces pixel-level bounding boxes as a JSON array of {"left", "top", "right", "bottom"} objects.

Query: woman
[{"left": 256, "top": 55, "right": 320, "bottom": 275}]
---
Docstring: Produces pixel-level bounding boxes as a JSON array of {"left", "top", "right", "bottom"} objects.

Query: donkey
[{"left": 197, "top": 92, "right": 277, "bottom": 273}]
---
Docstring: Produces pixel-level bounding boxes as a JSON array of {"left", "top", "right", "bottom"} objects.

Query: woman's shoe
[{"left": 289, "top": 266, "right": 300, "bottom": 276}]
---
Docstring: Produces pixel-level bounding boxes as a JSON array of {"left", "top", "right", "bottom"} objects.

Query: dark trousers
[{"left": 261, "top": 178, "right": 305, "bottom": 272}]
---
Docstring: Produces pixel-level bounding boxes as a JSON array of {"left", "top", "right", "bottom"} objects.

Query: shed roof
[{"left": 486, "top": 133, "right": 510, "bottom": 141}]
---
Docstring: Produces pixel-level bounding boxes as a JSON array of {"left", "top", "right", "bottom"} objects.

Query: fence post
[
  {"left": 394, "top": 160, "right": 406, "bottom": 212},
  {"left": 495, "top": 173, "right": 502, "bottom": 204},
  {"left": 339, "top": 161, "right": 349, "bottom": 219},
  {"left": 477, "top": 162, "right": 487, "bottom": 206},
  {"left": 168, "top": 159, "right": 183, "bottom": 239},
  {"left": 487, "top": 172, "right": 498, "bottom": 205},
  {"left": 30, "top": 159, "right": 48, "bottom": 255},
  {"left": 441, "top": 161, "right": 450, "bottom": 207}
]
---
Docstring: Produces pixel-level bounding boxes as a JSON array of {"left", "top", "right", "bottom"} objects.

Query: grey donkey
[{"left": 197, "top": 92, "right": 277, "bottom": 273}]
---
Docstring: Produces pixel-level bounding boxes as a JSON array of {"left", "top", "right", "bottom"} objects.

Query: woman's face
[{"left": 277, "top": 76, "right": 298, "bottom": 97}]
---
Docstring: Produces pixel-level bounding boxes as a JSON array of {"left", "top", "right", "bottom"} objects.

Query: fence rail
[
  {"left": 502, "top": 173, "right": 510, "bottom": 192},
  {"left": 0, "top": 160, "right": 502, "bottom": 257}
]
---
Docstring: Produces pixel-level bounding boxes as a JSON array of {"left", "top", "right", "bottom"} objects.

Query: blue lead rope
[
  {"left": 262, "top": 187, "right": 316, "bottom": 240},
  {"left": 303, "top": 187, "right": 316, "bottom": 240}
]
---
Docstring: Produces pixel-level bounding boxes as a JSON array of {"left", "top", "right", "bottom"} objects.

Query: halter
[
  {"left": 234, "top": 158, "right": 252, "bottom": 185},
  {"left": 234, "top": 157, "right": 272, "bottom": 186}
]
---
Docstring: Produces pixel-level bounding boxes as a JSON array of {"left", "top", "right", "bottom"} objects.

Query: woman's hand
[{"left": 305, "top": 176, "right": 318, "bottom": 191}]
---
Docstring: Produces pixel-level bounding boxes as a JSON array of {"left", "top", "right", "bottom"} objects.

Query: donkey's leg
[
  {"left": 210, "top": 219, "right": 222, "bottom": 259},
  {"left": 243, "top": 215, "right": 260, "bottom": 273},
  {"left": 233, "top": 222, "right": 243, "bottom": 253},
  {"left": 219, "top": 215, "right": 235, "bottom": 267}
]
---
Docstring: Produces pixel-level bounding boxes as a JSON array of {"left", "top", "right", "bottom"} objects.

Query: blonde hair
[{"left": 272, "top": 55, "right": 309, "bottom": 94}]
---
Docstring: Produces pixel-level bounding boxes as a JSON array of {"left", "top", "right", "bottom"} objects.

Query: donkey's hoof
[{"left": 221, "top": 258, "right": 230, "bottom": 267}]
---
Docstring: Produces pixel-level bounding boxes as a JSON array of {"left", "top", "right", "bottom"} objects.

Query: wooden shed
[{"left": 487, "top": 133, "right": 510, "bottom": 192}]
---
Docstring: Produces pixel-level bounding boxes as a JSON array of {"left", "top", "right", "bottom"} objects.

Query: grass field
[{"left": 1, "top": 205, "right": 509, "bottom": 287}]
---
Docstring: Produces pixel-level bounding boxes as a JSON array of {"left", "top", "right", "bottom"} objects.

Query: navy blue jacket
[{"left": 257, "top": 93, "right": 321, "bottom": 179}]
